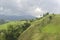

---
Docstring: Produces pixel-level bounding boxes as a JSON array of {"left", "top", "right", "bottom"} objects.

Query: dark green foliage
[
  {"left": 5, "top": 25, "right": 16, "bottom": 40},
  {"left": 0, "top": 21, "right": 31, "bottom": 40},
  {"left": 30, "top": 19, "right": 34, "bottom": 22},
  {"left": 43, "top": 12, "right": 49, "bottom": 17},
  {"left": 46, "top": 12, "right": 49, "bottom": 15},
  {"left": 36, "top": 18, "right": 40, "bottom": 20},
  {"left": 49, "top": 16, "right": 52, "bottom": 20},
  {"left": 22, "top": 22, "right": 31, "bottom": 30}
]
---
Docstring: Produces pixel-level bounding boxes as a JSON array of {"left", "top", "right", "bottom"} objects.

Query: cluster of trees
[{"left": 0, "top": 21, "right": 31, "bottom": 40}]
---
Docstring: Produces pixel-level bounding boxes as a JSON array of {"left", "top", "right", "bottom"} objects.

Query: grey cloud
[
  {"left": 0, "top": 0, "right": 60, "bottom": 17},
  {"left": 40, "top": 0, "right": 60, "bottom": 13}
]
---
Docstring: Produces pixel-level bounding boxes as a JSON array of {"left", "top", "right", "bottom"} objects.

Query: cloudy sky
[{"left": 0, "top": 0, "right": 60, "bottom": 17}]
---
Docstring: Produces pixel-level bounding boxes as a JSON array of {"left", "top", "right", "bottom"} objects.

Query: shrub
[
  {"left": 49, "top": 16, "right": 52, "bottom": 20},
  {"left": 43, "top": 12, "right": 49, "bottom": 17}
]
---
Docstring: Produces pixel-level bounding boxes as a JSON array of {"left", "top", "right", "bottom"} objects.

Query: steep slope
[
  {"left": 18, "top": 15, "right": 60, "bottom": 40},
  {"left": 42, "top": 15, "right": 60, "bottom": 33}
]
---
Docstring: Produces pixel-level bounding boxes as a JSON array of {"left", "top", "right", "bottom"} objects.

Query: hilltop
[{"left": 18, "top": 14, "right": 60, "bottom": 40}]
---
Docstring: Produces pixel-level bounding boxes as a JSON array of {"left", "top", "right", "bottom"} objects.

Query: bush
[
  {"left": 22, "top": 22, "right": 31, "bottom": 30},
  {"left": 49, "top": 16, "right": 52, "bottom": 20},
  {"left": 43, "top": 12, "right": 49, "bottom": 17}
]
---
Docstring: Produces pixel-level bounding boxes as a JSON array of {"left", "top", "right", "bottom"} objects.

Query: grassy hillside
[
  {"left": 42, "top": 15, "right": 60, "bottom": 33},
  {"left": 0, "top": 20, "right": 31, "bottom": 40},
  {"left": 18, "top": 14, "right": 60, "bottom": 40},
  {"left": 0, "top": 21, "right": 26, "bottom": 30}
]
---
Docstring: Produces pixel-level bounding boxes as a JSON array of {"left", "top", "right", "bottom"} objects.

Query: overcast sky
[{"left": 0, "top": 0, "right": 60, "bottom": 17}]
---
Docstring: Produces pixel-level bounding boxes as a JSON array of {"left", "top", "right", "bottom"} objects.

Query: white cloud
[
  {"left": 35, "top": 8, "right": 43, "bottom": 13},
  {"left": 54, "top": 0, "right": 60, "bottom": 4},
  {"left": 0, "top": 7, "right": 4, "bottom": 11},
  {"left": 34, "top": 7, "right": 44, "bottom": 17},
  {"left": 16, "top": 0, "right": 21, "bottom": 3}
]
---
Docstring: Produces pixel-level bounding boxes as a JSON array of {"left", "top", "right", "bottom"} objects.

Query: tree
[
  {"left": 22, "top": 22, "right": 31, "bottom": 30},
  {"left": 5, "top": 25, "right": 16, "bottom": 40},
  {"left": 49, "top": 16, "right": 52, "bottom": 20},
  {"left": 46, "top": 12, "right": 49, "bottom": 15},
  {"left": 43, "top": 12, "right": 49, "bottom": 17}
]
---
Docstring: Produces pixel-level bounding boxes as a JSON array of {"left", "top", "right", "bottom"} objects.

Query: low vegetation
[
  {"left": 18, "top": 14, "right": 60, "bottom": 40},
  {"left": 0, "top": 13, "right": 60, "bottom": 40},
  {"left": 0, "top": 21, "right": 31, "bottom": 40}
]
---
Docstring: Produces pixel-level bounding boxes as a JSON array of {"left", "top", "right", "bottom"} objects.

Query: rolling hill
[
  {"left": 0, "top": 20, "right": 31, "bottom": 40},
  {"left": 18, "top": 14, "right": 60, "bottom": 40},
  {"left": 0, "top": 21, "right": 26, "bottom": 30}
]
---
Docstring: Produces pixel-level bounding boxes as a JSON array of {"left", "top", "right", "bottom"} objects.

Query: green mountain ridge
[{"left": 18, "top": 14, "right": 60, "bottom": 40}]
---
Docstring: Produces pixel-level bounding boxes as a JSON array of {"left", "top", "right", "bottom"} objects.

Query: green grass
[
  {"left": 42, "top": 24, "right": 60, "bottom": 33},
  {"left": 18, "top": 14, "right": 60, "bottom": 40},
  {"left": 0, "top": 21, "right": 26, "bottom": 30},
  {"left": 42, "top": 15, "right": 60, "bottom": 33}
]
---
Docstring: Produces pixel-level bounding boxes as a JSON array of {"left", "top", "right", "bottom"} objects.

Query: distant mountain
[{"left": 0, "top": 14, "right": 36, "bottom": 21}]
